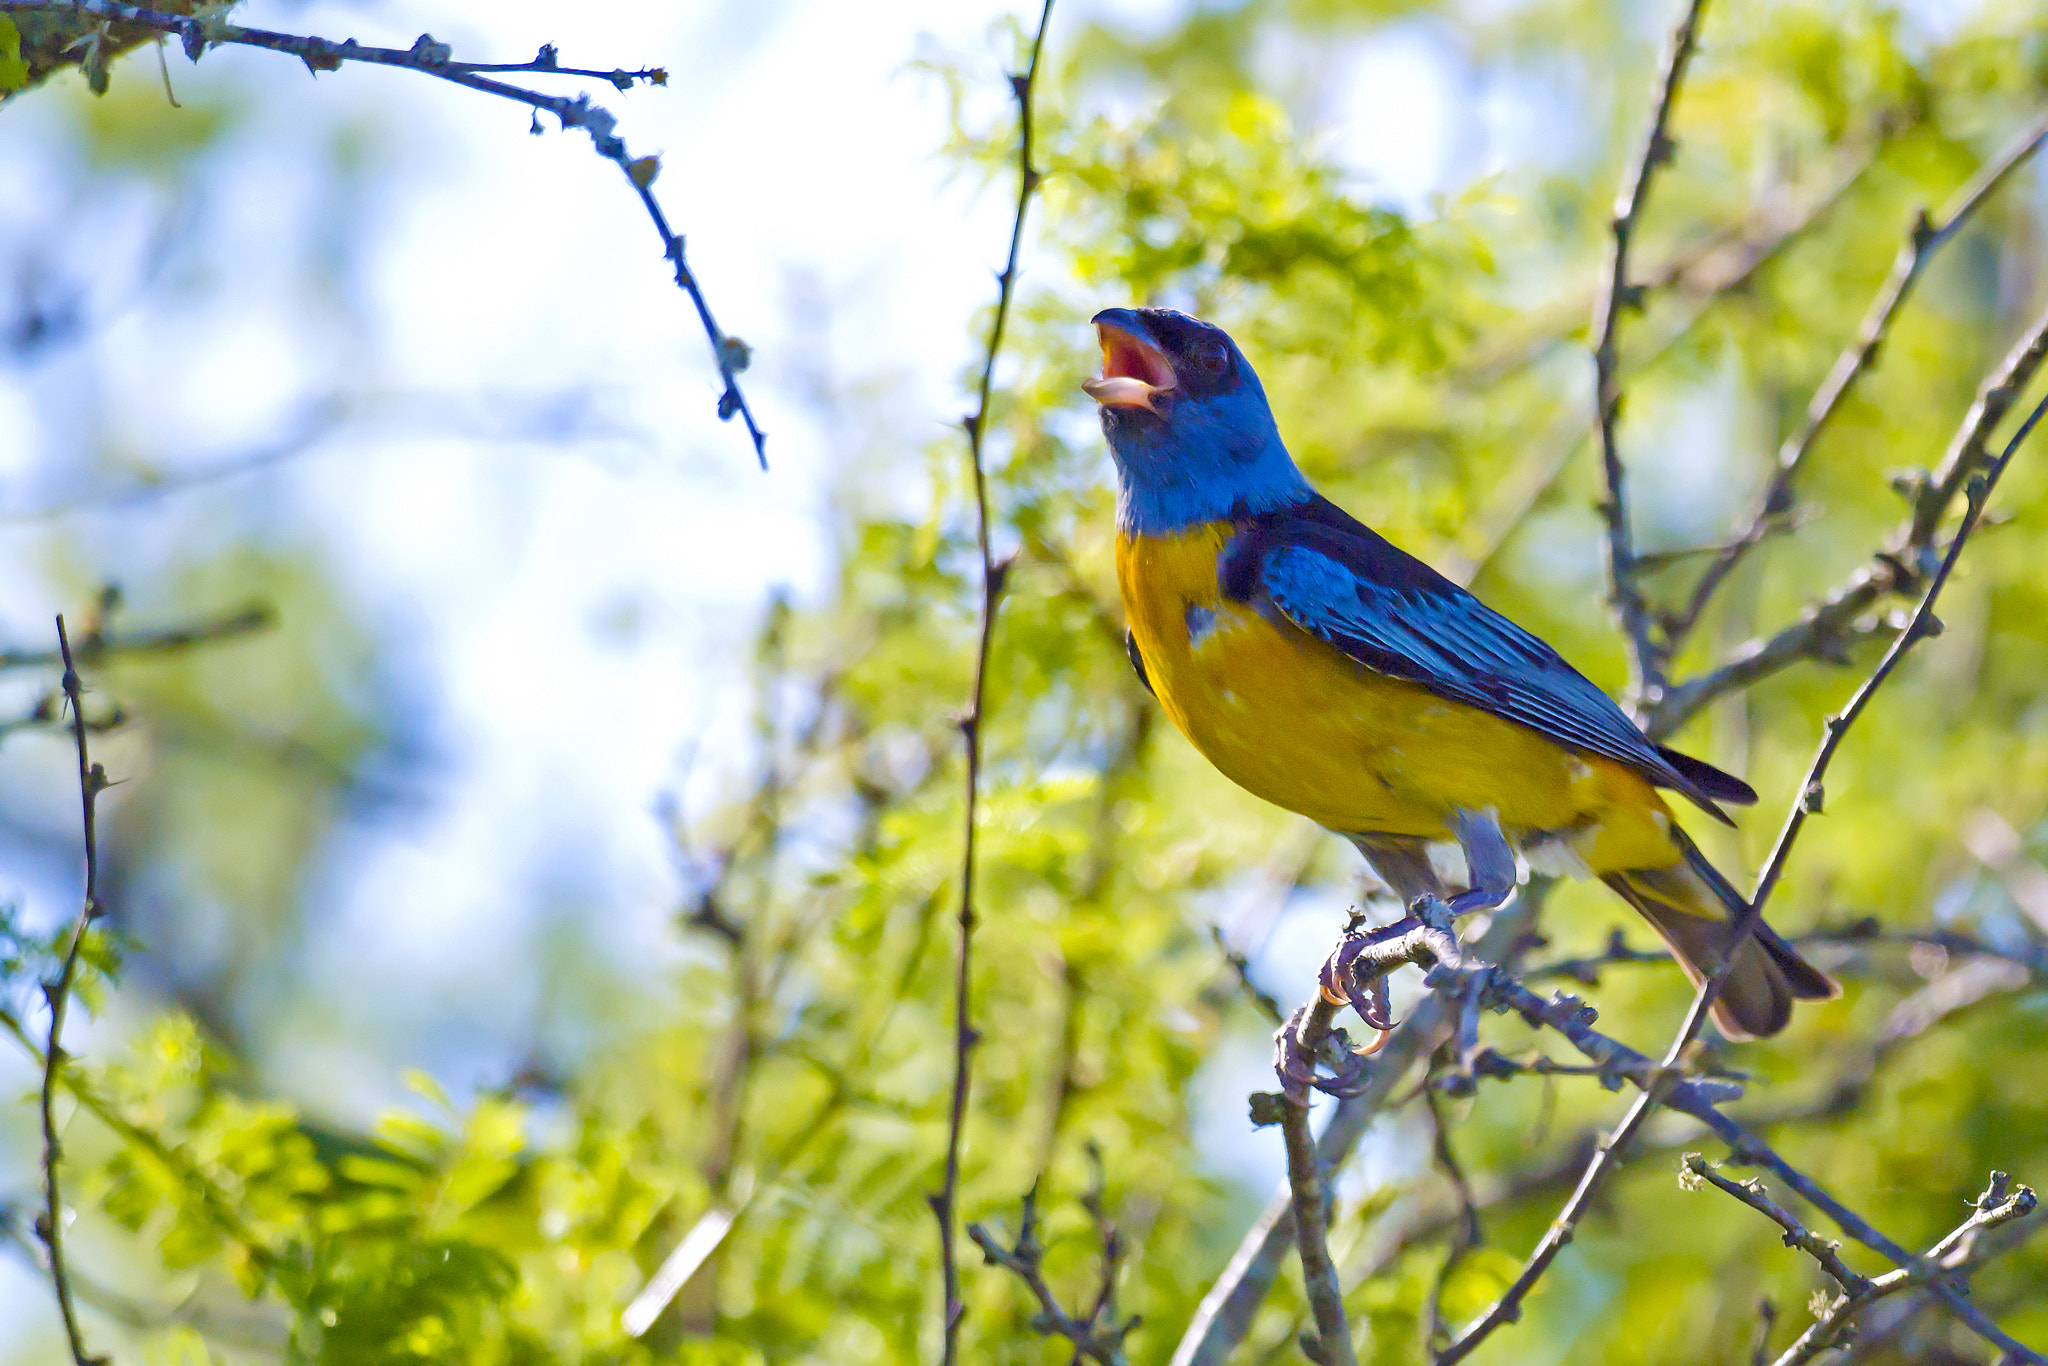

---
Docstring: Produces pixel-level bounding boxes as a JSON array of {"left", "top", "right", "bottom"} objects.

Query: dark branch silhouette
[
  {"left": 0, "top": 0, "right": 767, "bottom": 466},
  {"left": 1590, "top": 0, "right": 1711, "bottom": 708},
  {"left": 932, "top": 5, "right": 1056, "bottom": 1362},
  {"left": 37, "top": 617, "right": 109, "bottom": 1366}
]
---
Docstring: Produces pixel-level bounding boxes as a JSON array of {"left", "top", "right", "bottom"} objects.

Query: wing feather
[{"left": 1226, "top": 498, "right": 1740, "bottom": 821}]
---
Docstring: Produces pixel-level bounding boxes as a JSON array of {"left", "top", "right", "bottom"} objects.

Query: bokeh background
[{"left": 3, "top": 0, "right": 2048, "bottom": 1361}]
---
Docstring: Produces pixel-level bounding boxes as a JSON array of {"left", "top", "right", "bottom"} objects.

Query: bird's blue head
[{"left": 1083, "top": 307, "right": 1310, "bottom": 536}]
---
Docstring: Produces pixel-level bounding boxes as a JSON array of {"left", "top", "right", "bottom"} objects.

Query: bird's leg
[
  {"left": 1285, "top": 816, "right": 1509, "bottom": 1093},
  {"left": 1443, "top": 807, "right": 1517, "bottom": 917}
]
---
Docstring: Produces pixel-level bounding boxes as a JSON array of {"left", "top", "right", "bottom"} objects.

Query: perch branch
[{"left": 1169, "top": 890, "right": 1547, "bottom": 1366}]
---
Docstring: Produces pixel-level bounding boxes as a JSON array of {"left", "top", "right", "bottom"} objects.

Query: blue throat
[{"left": 1107, "top": 417, "right": 1313, "bottom": 537}]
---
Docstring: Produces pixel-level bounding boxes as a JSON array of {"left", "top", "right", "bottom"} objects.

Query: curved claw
[
  {"left": 1309, "top": 1055, "right": 1370, "bottom": 1097},
  {"left": 1273, "top": 1004, "right": 1377, "bottom": 1104},
  {"left": 1319, "top": 928, "right": 1402, "bottom": 1031},
  {"left": 1348, "top": 973, "right": 1397, "bottom": 1032}
]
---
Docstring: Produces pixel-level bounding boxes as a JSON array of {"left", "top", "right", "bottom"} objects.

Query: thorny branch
[
  {"left": 0, "top": 0, "right": 767, "bottom": 466},
  {"left": 1335, "top": 933, "right": 2036, "bottom": 1323},
  {"left": 37, "top": 617, "right": 108, "bottom": 1366},
  {"left": 1439, "top": 341, "right": 2048, "bottom": 1366},
  {"left": 933, "top": 5, "right": 1055, "bottom": 1362},
  {"left": 1431, "top": 120, "right": 1886, "bottom": 590},
  {"left": 1685, "top": 1160, "right": 2038, "bottom": 1366},
  {"left": 1524, "top": 917, "right": 2048, "bottom": 994},
  {"left": 1590, "top": 0, "right": 1710, "bottom": 709},
  {"left": 1664, "top": 106, "right": 2048, "bottom": 650}
]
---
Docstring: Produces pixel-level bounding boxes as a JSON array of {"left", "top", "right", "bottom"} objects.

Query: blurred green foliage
[{"left": 6, "top": 1, "right": 2048, "bottom": 1363}]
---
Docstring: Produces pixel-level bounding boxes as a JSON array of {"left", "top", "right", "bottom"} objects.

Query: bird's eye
[{"left": 1192, "top": 339, "right": 1230, "bottom": 376}]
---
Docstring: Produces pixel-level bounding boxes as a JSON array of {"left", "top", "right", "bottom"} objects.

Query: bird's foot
[
  {"left": 1320, "top": 925, "right": 1402, "bottom": 1032},
  {"left": 1273, "top": 1004, "right": 1373, "bottom": 1106},
  {"left": 1270, "top": 918, "right": 1423, "bottom": 1104}
]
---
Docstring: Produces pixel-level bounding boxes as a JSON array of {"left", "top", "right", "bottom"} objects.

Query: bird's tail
[{"left": 1601, "top": 829, "right": 1838, "bottom": 1039}]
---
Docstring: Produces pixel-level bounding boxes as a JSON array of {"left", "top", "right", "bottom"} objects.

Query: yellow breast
[{"left": 1114, "top": 526, "right": 1678, "bottom": 873}]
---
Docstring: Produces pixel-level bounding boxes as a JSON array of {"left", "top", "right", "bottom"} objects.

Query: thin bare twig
[
  {"left": 1441, "top": 338, "right": 2048, "bottom": 1365},
  {"left": 37, "top": 617, "right": 108, "bottom": 1366},
  {"left": 1685, "top": 1161, "right": 2038, "bottom": 1366},
  {"left": 933, "top": 6, "right": 1055, "bottom": 1361},
  {"left": 1420, "top": 1079, "right": 1483, "bottom": 1356},
  {"left": 1652, "top": 303, "right": 2048, "bottom": 735},
  {"left": 1667, "top": 106, "right": 2048, "bottom": 647},
  {"left": 1770, "top": 1182, "right": 2036, "bottom": 1366},
  {"left": 1700, "top": 354, "right": 2048, "bottom": 1036},
  {"left": 1682, "top": 1155, "right": 1871, "bottom": 1292},
  {"left": 1590, "top": 0, "right": 1710, "bottom": 708},
  {"left": 1210, "top": 925, "right": 1287, "bottom": 1026},
  {"left": 0, "top": 602, "right": 271, "bottom": 673},
  {"left": 1698, "top": 1110, "right": 2045, "bottom": 1361},
  {"left": 1442, "top": 122, "right": 1885, "bottom": 591},
  {"left": 0, "top": 0, "right": 766, "bottom": 466},
  {"left": 966, "top": 1178, "right": 1138, "bottom": 1364}
]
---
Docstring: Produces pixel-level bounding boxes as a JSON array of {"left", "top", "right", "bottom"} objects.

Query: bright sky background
[{"left": 0, "top": 0, "right": 1476, "bottom": 1343}]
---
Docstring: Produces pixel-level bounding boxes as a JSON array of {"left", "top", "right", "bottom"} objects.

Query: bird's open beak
[{"left": 1082, "top": 320, "right": 1177, "bottom": 412}]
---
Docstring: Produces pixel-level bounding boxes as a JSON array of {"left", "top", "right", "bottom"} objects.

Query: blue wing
[{"left": 1220, "top": 497, "right": 1752, "bottom": 821}]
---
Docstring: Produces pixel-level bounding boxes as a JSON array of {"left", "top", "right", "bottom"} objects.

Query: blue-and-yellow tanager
[{"left": 1083, "top": 307, "right": 1836, "bottom": 1039}]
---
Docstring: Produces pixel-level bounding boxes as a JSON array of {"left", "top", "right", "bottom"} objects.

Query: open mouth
[{"left": 1081, "top": 321, "right": 1177, "bottom": 412}]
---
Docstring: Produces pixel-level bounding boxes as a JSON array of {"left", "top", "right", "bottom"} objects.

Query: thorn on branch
[
  {"left": 408, "top": 32, "right": 452, "bottom": 67},
  {"left": 717, "top": 335, "right": 753, "bottom": 376},
  {"left": 300, "top": 39, "right": 341, "bottom": 75},
  {"left": 1909, "top": 205, "right": 1938, "bottom": 251}
]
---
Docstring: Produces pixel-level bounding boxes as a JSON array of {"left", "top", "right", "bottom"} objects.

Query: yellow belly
[{"left": 1116, "top": 525, "right": 1680, "bottom": 875}]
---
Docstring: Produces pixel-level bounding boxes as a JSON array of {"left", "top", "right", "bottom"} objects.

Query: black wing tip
[
  {"left": 1125, "top": 628, "right": 1155, "bottom": 697},
  {"left": 1655, "top": 744, "right": 1759, "bottom": 807}
]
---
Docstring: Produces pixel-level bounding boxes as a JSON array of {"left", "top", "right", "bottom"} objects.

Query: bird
[{"left": 1081, "top": 305, "right": 1837, "bottom": 1052}]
